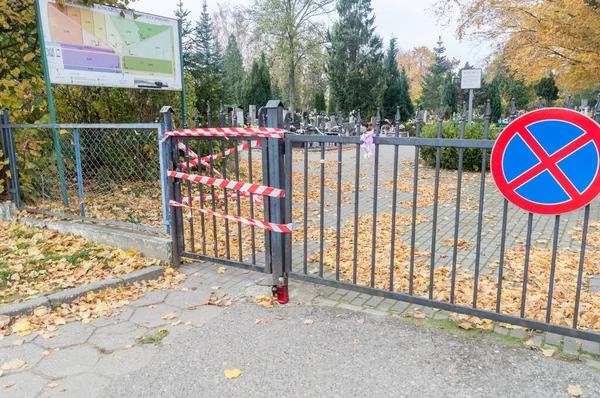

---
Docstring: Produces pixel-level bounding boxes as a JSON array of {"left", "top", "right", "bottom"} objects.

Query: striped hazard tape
[
  {"left": 162, "top": 127, "right": 285, "bottom": 142},
  {"left": 169, "top": 200, "right": 292, "bottom": 233},
  {"left": 182, "top": 192, "right": 264, "bottom": 209},
  {"left": 168, "top": 171, "right": 284, "bottom": 198},
  {"left": 178, "top": 140, "right": 260, "bottom": 171}
]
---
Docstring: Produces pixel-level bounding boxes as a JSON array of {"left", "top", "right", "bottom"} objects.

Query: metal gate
[{"left": 169, "top": 100, "right": 600, "bottom": 342}]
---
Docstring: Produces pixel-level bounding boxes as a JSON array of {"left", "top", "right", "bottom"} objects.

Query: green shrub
[{"left": 419, "top": 122, "right": 501, "bottom": 171}]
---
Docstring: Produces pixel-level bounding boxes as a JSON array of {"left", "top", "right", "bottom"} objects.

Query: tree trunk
[{"left": 289, "top": 65, "right": 296, "bottom": 113}]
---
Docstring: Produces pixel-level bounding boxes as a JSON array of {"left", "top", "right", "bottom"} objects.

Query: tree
[
  {"left": 420, "top": 37, "right": 451, "bottom": 111},
  {"left": 535, "top": 73, "right": 560, "bottom": 107},
  {"left": 212, "top": 3, "right": 257, "bottom": 69},
  {"left": 191, "top": 0, "right": 224, "bottom": 124},
  {"left": 383, "top": 38, "right": 413, "bottom": 121},
  {"left": 193, "top": 0, "right": 221, "bottom": 72},
  {"left": 250, "top": 0, "right": 335, "bottom": 113},
  {"left": 443, "top": 70, "right": 459, "bottom": 115},
  {"left": 314, "top": 91, "right": 326, "bottom": 114},
  {"left": 484, "top": 77, "right": 503, "bottom": 123},
  {"left": 396, "top": 46, "right": 436, "bottom": 101},
  {"left": 174, "top": 1, "right": 194, "bottom": 69},
  {"left": 437, "top": 0, "right": 600, "bottom": 91},
  {"left": 223, "top": 35, "right": 245, "bottom": 105},
  {"left": 398, "top": 68, "right": 414, "bottom": 121},
  {"left": 327, "top": 0, "right": 385, "bottom": 119},
  {"left": 243, "top": 53, "right": 272, "bottom": 110}
]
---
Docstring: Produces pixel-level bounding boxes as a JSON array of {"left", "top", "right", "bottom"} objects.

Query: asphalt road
[{"left": 102, "top": 301, "right": 600, "bottom": 398}]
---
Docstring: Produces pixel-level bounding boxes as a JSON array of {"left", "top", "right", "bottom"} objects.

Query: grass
[{"left": 137, "top": 329, "right": 169, "bottom": 345}]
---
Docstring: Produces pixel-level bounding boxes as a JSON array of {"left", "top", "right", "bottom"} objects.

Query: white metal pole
[{"left": 468, "top": 89, "right": 474, "bottom": 124}]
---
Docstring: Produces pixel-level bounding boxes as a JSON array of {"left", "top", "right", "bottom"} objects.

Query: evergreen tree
[
  {"left": 243, "top": 53, "right": 272, "bottom": 109},
  {"left": 174, "top": 1, "right": 194, "bottom": 69},
  {"left": 382, "top": 38, "right": 402, "bottom": 120},
  {"left": 483, "top": 76, "right": 503, "bottom": 123},
  {"left": 193, "top": 0, "right": 220, "bottom": 71},
  {"left": 535, "top": 72, "right": 559, "bottom": 106},
  {"left": 443, "top": 70, "right": 459, "bottom": 115},
  {"left": 314, "top": 91, "right": 326, "bottom": 114},
  {"left": 223, "top": 34, "right": 245, "bottom": 105},
  {"left": 191, "top": 0, "right": 224, "bottom": 124},
  {"left": 398, "top": 67, "right": 414, "bottom": 121},
  {"left": 420, "top": 36, "right": 451, "bottom": 111},
  {"left": 327, "top": 0, "right": 385, "bottom": 118}
]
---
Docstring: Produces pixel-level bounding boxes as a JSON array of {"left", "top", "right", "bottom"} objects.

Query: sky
[{"left": 131, "top": 0, "right": 492, "bottom": 66}]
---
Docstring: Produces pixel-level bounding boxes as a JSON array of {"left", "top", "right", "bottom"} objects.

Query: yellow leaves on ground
[
  {"left": 0, "top": 270, "right": 186, "bottom": 338},
  {"left": 541, "top": 348, "right": 555, "bottom": 358},
  {"left": 1, "top": 358, "right": 27, "bottom": 371},
  {"left": 0, "top": 316, "right": 9, "bottom": 329},
  {"left": 252, "top": 296, "right": 276, "bottom": 308},
  {"left": 568, "top": 384, "right": 583, "bottom": 397},
  {"left": 162, "top": 313, "right": 176, "bottom": 321},
  {"left": 224, "top": 369, "right": 242, "bottom": 379},
  {"left": 457, "top": 322, "right": 473, "bottom": 330},
  {"left": 0, "top": 221, "right": 162, "bottom": 305},
  {"left": 217, "top": 266, "right": 227, "bottom": 274}
]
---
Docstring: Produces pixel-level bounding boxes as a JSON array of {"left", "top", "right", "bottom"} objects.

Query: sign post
[
  {"left": 491, "top": 108, "right": 600, "bottom": 215},
  {"left": 461, "top": 69, "right": 482, "bottom": 124},
  {"left": 35, "top": 0, "right": 69, "bottom": 208}
]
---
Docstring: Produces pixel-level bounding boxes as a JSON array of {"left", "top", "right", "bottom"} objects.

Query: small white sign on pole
[{"left": 461, "top": 69, "right": 482, "bottom": 90}]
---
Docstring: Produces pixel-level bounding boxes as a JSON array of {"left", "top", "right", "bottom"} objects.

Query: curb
[{"left": 0, "top": 266, "right": 165, "bottom": 318}]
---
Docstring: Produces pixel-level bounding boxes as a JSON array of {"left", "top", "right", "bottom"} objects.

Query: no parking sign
[{"left": 491, "top": 108, "right": 600, "bottom": 215}]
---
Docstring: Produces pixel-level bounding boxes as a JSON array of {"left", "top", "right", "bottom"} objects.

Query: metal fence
[
  {"left": 170, "top": 98, "right": 600, "bottom": 342},
  {"left": 0, "top": 110, "right": 168, "bottom": 233}
]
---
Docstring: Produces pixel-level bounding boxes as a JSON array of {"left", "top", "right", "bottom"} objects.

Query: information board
[
  {"left": 461, "top": 69, "right": 482, "bottom": 90},
  {"left": 39, "top": 1, "right": 182, "bottom": 90}
]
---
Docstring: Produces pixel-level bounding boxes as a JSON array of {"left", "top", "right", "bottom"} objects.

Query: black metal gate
[{"left": 169, "top": 99, "right": 600, "bottom": 342}]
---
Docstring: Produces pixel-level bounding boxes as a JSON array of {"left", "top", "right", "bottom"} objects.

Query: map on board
[{"left": 39, "top": 1, "right": 182, "bottom": 90}]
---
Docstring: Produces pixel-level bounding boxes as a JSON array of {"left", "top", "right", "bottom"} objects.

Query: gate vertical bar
[
  {"left": 370, "top": 109, "right": 381, "bottom": 288},
  {"left": 164, "top": 109, "right": 182, "bottom": 267},
  {"left": 389, "top": 107, "right": 401, "bottom": 291},
  {"left": 73, "top": 128, "right": 86, "bottom": 217},
  {"left": 409, "top": 106, "right": 422, "bottom": 295},
  {"left": 158, "top": 124, "right": 170, "bottom": 233},
  {"left": 266, "top": 116, "right": 286, "bottom": 290}
]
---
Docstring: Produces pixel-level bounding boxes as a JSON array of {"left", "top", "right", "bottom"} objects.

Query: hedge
[{"left": 419, "top": 122, "right": 501, "bottom": 171}]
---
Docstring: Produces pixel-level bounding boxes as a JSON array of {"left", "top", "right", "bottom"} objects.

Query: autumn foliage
[{"left": 438, "top": 0, "right": 600, "bottom": 91}]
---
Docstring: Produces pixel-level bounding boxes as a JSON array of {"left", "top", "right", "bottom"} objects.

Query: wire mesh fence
[{"left": 3, "top": 122, "right": 168, "bottom": 233}]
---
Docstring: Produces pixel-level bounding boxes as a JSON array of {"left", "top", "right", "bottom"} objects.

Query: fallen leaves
[
  {"left": 356, "top": 319, "right": 365, "bottom": 325},
  {"left": 568, "top": 384, "right": 583, "bottom": 397},
  {"left": 0, "top": 221, "right": 162, "bottom": 306},
  {"left": 252, "top": 296, "right": 275, "bottom": 308},
  {"left": 457, "top": 322, "right": 473, "bottom": 330},
  {"left": 405, "top": 311, "right": 426, "bottom": 319},
  {"left": 448, "top": 368, "right": 458, "bottom": 375},
  {"left": 304, "top": 319, "right": 314, "bottom": 325},
  {"left": 3, "top": 382, "right": 15, "bottom": 388},
  {"left": 162, "top": 313, "right": 176, "bottom": 321},
  {"left": 47, "top": 382, "right": 59, "bottom": 389},
  {"left": 1, "top": 269, "right": 186, "bottom": 338},
  {"left": 0, "top": 316, "right": 9, "bottom": 329},
  {"left": 224, "top": 369, "right": 242, "bottom": 379},
  {"left": 40, "top": 350, "right": 51, "bottom": 357},
  {"left": 353, "top": 339, "right": 360, "bottom": 345},
  {"left": 1, "top": 358, "right": 27, "bottom": 371},
  {"left": 541, "top": 348, "right": 555, "bottom": 358},
  {"left": 204, "top": 292, "right": 233, "bottom": 308},
  {"left": 255, "top": 318, "right": 269, "bottom": 325},
  {"left": 217, "top": 267, "right": 227, "bottom": 274}
]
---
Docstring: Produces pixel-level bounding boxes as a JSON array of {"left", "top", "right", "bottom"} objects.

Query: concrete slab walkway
[{"left": 1, "top": 263, "right": 598, "bottom": 397}]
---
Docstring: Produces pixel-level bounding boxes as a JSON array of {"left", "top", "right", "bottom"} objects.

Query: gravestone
[{"left": 249, "top": 105, "right": 257, "bottom": 126}]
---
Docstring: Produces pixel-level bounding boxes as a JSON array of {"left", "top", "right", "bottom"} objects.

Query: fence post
[
  {"left": 0, "top": 108, "right": 22, "bottom": 208},
  {"left": 162, "top": 106, "right": 182, "bottom": 267},
  {"left": 219, "top": 101, "right": 225, "bottom": 127},
  {"left": 206, "top": 102, "right": 211, "bottom": 128},
  {"left": 72, "top": 128, "right": 85, "bottom": 217},
  {"left": 265, "top": 103, "right": 288, "bottom": 302}
]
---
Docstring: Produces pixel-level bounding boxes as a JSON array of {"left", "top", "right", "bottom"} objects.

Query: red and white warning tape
[
  {"left": 182, "top": 192, "right": 264, "bottom": 209},
  {"left": 168, "top": 171, "right": 285, "bottom": 198},
  {"left": 169, "top": 200, "right": 292, "bottom": 233},
  {"left": 162, "top": 127, "right": 285, "bottom": 142}
]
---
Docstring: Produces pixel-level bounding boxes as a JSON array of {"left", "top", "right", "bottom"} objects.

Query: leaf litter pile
[
  {"left": 0, "top": 221, "right": 186, "bottom": 338},
  {"left": 0, "top": 221, "right": 164, "bottom": 305}
]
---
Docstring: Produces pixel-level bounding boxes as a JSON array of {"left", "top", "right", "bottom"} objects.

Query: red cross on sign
[{"left": 491, "top": 108, "right": 600, "bottom": 215}]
